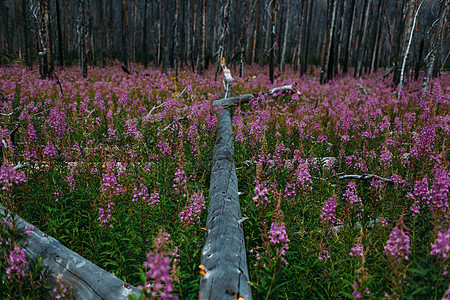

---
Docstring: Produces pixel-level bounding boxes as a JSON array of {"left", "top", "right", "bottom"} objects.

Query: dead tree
[
  {"left": 354, "top": 0, "right": 372, "bottom": 78},
  {"left": 77, "top": 0, "right": 88, "bottom": 78},
  {"left": 320, "top": 0, "right": 337, "bottom": 84},
  {"left": 300, "top": 0, "right": 313, "bottom": 76},
  {"left": 214, "top": 0, "right": 231, "bottom": 80},
  {"left": 393, "top": 0, "right": 416, "bottom": 86},
  {"left": 398, "top": 1, "right": 423, "bottom": 97},
  {"left": 196, "top": 0, "right": 206, "bottom": 74},
  {"left": 120, "top": 0, "right": 128, "bottom": 70},
  {"left": 269, "top": 0, "right": 278, "bottom": 84},
  {"left": 55, "top": 0, "right": 64, "bottom": 67},
  {"left": 422, "top": 0, "right": 449, "bottom": 92},
  {"left": 343, "top": 0, "right": 356, "bottom": 74},
  {"left": 280, "top": 0, "right": 290, "bottom": 72},
  {"left": 30, "top": 0, "right": 52, "bottom": 79}
]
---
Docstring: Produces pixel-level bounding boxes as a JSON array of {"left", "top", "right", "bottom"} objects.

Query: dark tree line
[{"left": 0, "top": 0, "right": 448, "bottom": 85}]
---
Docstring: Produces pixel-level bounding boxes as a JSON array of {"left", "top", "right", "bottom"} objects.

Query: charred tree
[
  {"left": 197, "top": 0, "right": 206, "bottom": 74},
  {"left": 269, "top": 0, "right": 278, "bottom": 84},
  {"left": 30, "top": 0, "right": 52, "bottom": 79},
  {"left": 142, "top": 0, "right": 149, "bottom": 68},
  {"left": 55, "top": 0, "right": 64, "bottom": 67},
  {"left": 354, "top": 0, "right": 372, "bottom": 78},
  {"left": 120, "top": 0, "right": 128, "bottom": 70},
  {"left": 393, "top": 0, "right": 415, "bottom": 86},
  {"left": 343, "top": 0, "right": 356, "bottom": 74},
  {"left": 214, "top": 0, "right": 231, "bottom": 80},
  {"left": 320, "top": 0, "right": 337, "bottom": 84},
  {"left": 22, "top": 0, "right": 32, "bottom": 69},
  {"left": 422, "top": 0, "right": 448, "bottom": 92},
  {"left": 280, "top": 0, "right": 290, "bottom": 72},
  {"left": 300, "top": 0, "right": 313, "bottom": 76},
  {"left": 77, "top": 0, "right": 88, "bottom": 78}
]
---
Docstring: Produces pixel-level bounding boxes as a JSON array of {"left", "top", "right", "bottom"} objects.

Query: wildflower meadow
[{"left": 0, "top": 64, "right": 449, "bottom": 299}]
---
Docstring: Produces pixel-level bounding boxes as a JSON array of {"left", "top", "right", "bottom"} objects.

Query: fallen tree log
[
  {"left": 199, "top": 107, "right": 252, "bottom": 300},
  {"left": 212, "top": 84, "right": 295, "bottom": 107},
  {"left": 0, "top": 205, "right": 139, "bottom": 300}
]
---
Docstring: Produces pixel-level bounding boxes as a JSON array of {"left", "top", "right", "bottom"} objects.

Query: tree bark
[
  {"left": 174, "top": 0, "right": 180, "bottom": 77},
  {"left": 269, "top": 0, "right": 278, "bottom": 84},
  {"left": 300, "top": 0, "right": 313, "bottom": 76},
  {"left": 343, "top": 0, "right": 356, "bottom": 74},
  {"left": 142, "top": 0, "right": 148, "bottom": 68},
  {"left": 121, "top": 0, "right": 128, "bottom": 70},
  {"left": 78, "top": 0, "right": 87, "bottom": 78},
  {"left": 354, "top": 0, "right": 372, "bottom": 78},
  {"left": 22, "top": 0, "right": 32, "bottom": 69},
  {"left": 214, "top": 0, "right": 230, "bottom": 80},
  {"left": 320, "top": 0, "right": 337, "bottom": 84},
  {"left": 422, "top": 0, "right": 448, "bottom": 92},
  {"left": 55, "top": 0, "right": 64, "bottom": 66},
  {"left": 369, "top": 0, "right": 385, "bottom": 74},
  {"left": 197, "top": 0, "right": 206, "bottom": 74},
  {"left": 393, "top": 0, "right": 415, "bottom": 86},
  {"left": 280, "top": 0, "right": 290, "bottom": 72},
  {"left": 398, "top": 1, "right": 423, "bottom": 97}
]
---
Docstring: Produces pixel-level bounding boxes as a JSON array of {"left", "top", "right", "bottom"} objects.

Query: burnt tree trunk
[
  {"left": 197, "top": 0, "right": 206, "bottom": 74},
  {"left": 300, "top": 0, "right": 313, "bottom": 76},
  {"left": 142, "top": 0, "right": 149, "bottom": 68},
  {"left": 22, "top": 0, "right": 32, "bottom": 69},
  {"left": 214, "top": 0, "right": 230, "bottom": 80},
  {"left": 280, "top": 0, "right": 290, "bottom": 72},
  {"left": 78, "top": 0, "right": 88, "bottom": 78},
  {"left": 55, "top": 0, "right": 63, "bottom": 66},
  {"left": 320, "top": 0, "right": 337, "bottom": 84},
  {"left": 422, "top": 0, "right": 448, "bottom": 92},
  {"left": 393, "top": 0, "right": 415, "bottom": 86},
  {"left": 120, "top": 0, "right": 128, "bottom": 70},
  {"left": 354, "top": 0, "right": 372, "bottom": 78},
  {"left": 343, "top": 0, "right": 356, "bottom": 74},
  {"left": 269, "top": 0, "right": 278, "bottom": 84},
  {"left": 369, "top": 0, "right": 385, "bottom": 73}
]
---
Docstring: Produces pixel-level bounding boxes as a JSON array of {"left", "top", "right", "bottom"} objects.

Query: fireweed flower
[
  {"left": 179, "top": 192, "right": 205, "bottom": 226},
  {"left": 320, "top": 195, "right": 338, "bottom": 225},
  {"left": 0, "top": 161, "right": 27, "bottom": 190},
  {"left": 350, "top": 244, "right": 364, "bottom": 258},
  {"left": 173, "top": 168, "right": 187, "bottom": 196},
  {"left": 253, "top": 180, "right": 269, "bottom": 207},
  {"left": 98, "top": 162, "right": 124, "bottom": 228},
  {"left": 53, "top": 274, "right": 68, "bottom": 299},
  {"left": 133, "top": 182, "right": 150, "bottom": 203},
  {"left": 139, "top": 230, "right": 178, "bottom": 299},
  {"left": 43, "top": 141, "right": 57, "bottom": 160},
  {"left": 269, "top": 220, "right": 290, "bottom": 264},
  {"left": 384, "top": 227, "right": 411, "bottom": 262},
  {"left": 6, "top": 246, "right": 29, "bottom": 280},
  {"left": 379, "top": 149, "right": 393, "bottom": 168},
  {"left": 430, "top": 168, "right": 449, "bottom": 212},
  {"left": 344, "top": 182, "right": 363, "bottom": 218},
  {"left": 318, "top": 249, "right": 330, "bottom": 260},
  {"left": 430, "top": 229, "right": 450, "bottom": 259}
]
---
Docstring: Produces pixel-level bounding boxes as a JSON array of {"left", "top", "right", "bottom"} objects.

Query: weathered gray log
[
  {"left": 0, "top": 205, "right": 139, "bottom": 300},
  {"left": 212, "top": 94, "right": 254, "bottom": 107},
  {"left": 199, "top": 107, "right": 252, "bottom": 300},
  {"left": 338, "top": 174, "right": 393, "bottom": 184},
  {"left": 213, "top": 84, "right": 295, "bottom": 107}
]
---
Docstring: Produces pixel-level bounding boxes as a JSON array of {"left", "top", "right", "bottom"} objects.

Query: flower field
[{"left": 0, "top": 64, "right": 449, "bottom": 299}]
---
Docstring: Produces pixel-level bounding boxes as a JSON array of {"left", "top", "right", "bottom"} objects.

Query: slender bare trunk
[
  {"left": 320, "top": 0, "right": 337, "bottom": 84},
  {"left": 343, "top": 0, "right": 356, "bottom": 74},
  {"left": 398, "top": 1, "right": 423, "bottom": 97},
  {"left": 280, "top": 0, "right": 290, "bottom": 72},
  {"left": 354, "top": 0, "right": 372, "bottom": 78}
]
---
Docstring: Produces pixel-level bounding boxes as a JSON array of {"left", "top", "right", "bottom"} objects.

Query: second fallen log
[{"left": 199, "top": 107, "right": 252, "bottom": 300}]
